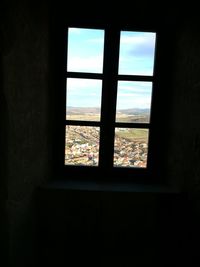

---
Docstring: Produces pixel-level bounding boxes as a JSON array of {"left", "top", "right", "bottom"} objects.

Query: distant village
[{"left": 65, "top": 126, "right": 148, "bottom": 168}]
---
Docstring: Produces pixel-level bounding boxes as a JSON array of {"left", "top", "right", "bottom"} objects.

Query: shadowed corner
[{"left": 0, "top": 24, "right": 9, "bottom": 267}]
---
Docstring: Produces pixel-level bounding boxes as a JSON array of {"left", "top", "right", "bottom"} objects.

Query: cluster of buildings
[
  {"left": 65, "top": 126, "right": 99, "bottom": 166},
  {"left": 114, "top": 135, "right": 148, "bottom": 168},
  {"left": 65, "top": 126, "right": 148, "bottom": 168}
]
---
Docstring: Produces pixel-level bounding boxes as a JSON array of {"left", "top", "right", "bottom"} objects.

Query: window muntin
[{"left": 65, "top": 27, "right": 157, "bottom": 173}]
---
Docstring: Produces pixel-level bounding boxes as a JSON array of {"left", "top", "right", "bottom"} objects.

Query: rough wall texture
[
  {"left": 165, "top": 20, "right": 200, "bottom": 262},
  {"left": 37, "top": 187, "right": 188, "bottom": 266},
  {"left": 166, "top": 21, "right": 200, "bottom": 192},
  {"left": 0, "top": 53, "right": 8, "bottom": 267},
  {"left": 1, "top": 1, "right": 51, "bottom": 265}
]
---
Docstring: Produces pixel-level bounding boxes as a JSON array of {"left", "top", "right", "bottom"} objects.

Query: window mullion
[{"left": 99, "top": 27, "right": 120, "bottom": 172}]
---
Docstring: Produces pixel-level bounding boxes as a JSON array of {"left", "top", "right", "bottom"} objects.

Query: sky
[{"left": 66, "top": 28, "right": 156, "bottom": 110}]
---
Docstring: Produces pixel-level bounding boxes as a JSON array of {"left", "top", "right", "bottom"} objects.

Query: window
[{"left": 63, "top": 26, "right": 160, "bottom": 182}]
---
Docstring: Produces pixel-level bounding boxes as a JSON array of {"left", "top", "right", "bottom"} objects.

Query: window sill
[{"left": 39, "top": 180, "right": 180, "bottom": 194}]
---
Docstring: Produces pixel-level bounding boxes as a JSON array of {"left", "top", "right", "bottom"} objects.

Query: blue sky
[
  {"left": 67, "top": 28, "right": 104, "bottom": 73},
  {"left": 118, "top": 31, "right": 156, "bottom": 76},
  {"left": 67, "top": 28, "right": 156, "bottom": 109},
  {"left": 116, "top": 81, "right": 152, "bottom": 110},
  {"left": 66, "top": 78, "right": 102, "bottom": 108}
]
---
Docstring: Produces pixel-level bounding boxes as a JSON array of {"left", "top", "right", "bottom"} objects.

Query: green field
[
  {"left": 115, "top": 114, "right": 149, "bottom": 123},
  {"left": 66, "top": 114, "right": 100, "bottom": 121},
  {"left": 115, "top": 128, "right": 148, "bottom": 142}
]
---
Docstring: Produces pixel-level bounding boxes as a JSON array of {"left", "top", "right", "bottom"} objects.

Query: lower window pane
[
  {"left": 114, "top": 128, "right": 149, "bottom": 168},
  {"left": 65, "top": 125, "right": 100, "bottom": 166}
]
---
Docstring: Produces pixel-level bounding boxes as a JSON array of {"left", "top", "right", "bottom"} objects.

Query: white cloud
[
  {"left": 118, "top": 82, "right": 152, "bottom": 93},
  {"left": 118, "top": 93, "right": 142, "bottom": 97},
  {"left": 67, "top": 55, "right": 103, "bottom": 73},
  {"left": 117, "top": 95, "right": 151, "bottom": 109},
  {"left": 68, "top": 28, "right": 81, "bottom": 34},
  {"left": 67, "top": 78, "right": 102, "bottom": 91},
  {"left": 120, "top": 32, "right": 156, "bottom": 45}
]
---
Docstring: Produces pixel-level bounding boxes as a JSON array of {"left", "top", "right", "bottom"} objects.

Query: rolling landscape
[
  {"left": 66, "top": 106, "right": 150, "bottom": 123},
  {"left": 65, "top": 107, "right": 149, "bottom": 167}
]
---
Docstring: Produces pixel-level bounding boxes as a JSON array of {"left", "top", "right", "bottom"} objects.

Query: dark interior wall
[
  {"left": 165, "top": 20, "right": 200, "bottom": 261},
  {"left": 166, "top": 20, "right": 200, "bottom": 190},
  {"left": 0, "top": 16, "right": 8, "bottom": 265},
  {"left": 1, "top": 0, "right": 51, "bottom": 265},
  {"left": 0, "top": 1, "right": 200, "bottom": 266},
  {"left": 37, "top": 187, "right": 187, "bottom": 266}
]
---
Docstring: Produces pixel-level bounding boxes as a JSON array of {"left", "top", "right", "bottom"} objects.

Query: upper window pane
[
  {"left": 118, "top": 31, "right": 156, "bottom": 76},
  {"left": 67, "top": 28, "right": 104, "bottom": 73}
]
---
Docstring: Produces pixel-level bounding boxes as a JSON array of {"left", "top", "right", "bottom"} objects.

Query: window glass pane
[
  {"left": 65, "top": 126, "right": 100, "bottom": 166},
  {"left": 115, "top": 81, "right": 152, "bottom": 123},
  {"left": 67, "top": 28, "right": 104, "bottom": 73},
  {"left": 118, "top": 31, "right": 156, "bottom": 76},
  {"left": 114, "top": 128, "right": 149, "bottom": 168},
  {"left": 66, "top": 78, "right": 102, "bottom": 122}
]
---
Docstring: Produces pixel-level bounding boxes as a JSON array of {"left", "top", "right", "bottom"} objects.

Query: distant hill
[
  {"left": 67, "top": 107, "right": 150, "bottom": 116},
  {"left": 67, "top": 106, "right": 101, "bottom": 114},
  {"left": 117, "top": 108, "right": 150, "bottom": 115}
]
